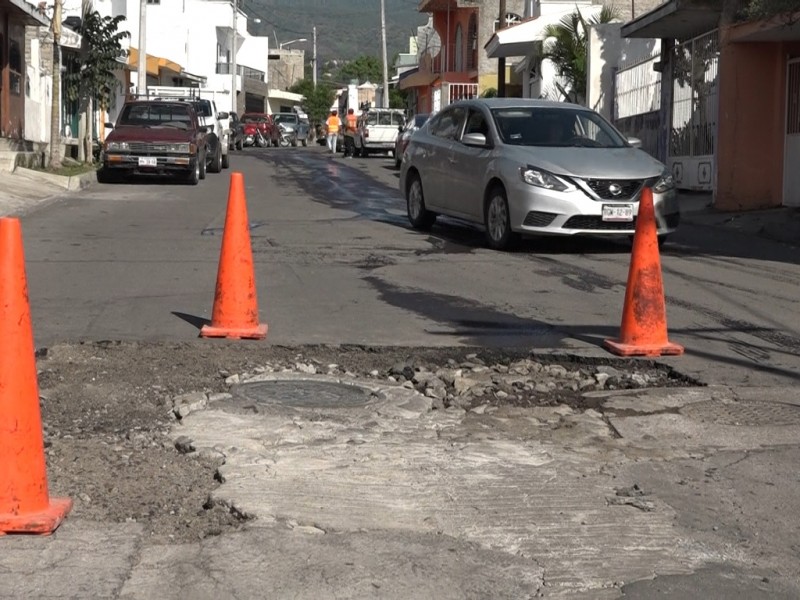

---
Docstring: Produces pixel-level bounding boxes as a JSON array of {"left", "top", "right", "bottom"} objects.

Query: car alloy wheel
[
  {"left": 485, "top": 188, "right": 516, "bottom": 250},
  {"left": 407, "top": 175, "right": 436, "bottom": 230}
]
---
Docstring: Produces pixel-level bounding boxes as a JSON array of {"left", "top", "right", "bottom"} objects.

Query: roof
[
  {"left": 621, "top": 0, "right": 721, "bottom": 39},
  {"left": 454, "top": 98, "right": 586, "bottom": 110},
  {"left": 7, "top": 0, "right": 49, "bottom": 26}
]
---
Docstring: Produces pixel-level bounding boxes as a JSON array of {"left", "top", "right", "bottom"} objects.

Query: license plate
[
  {"left": 138, "top": 157, "right": 157, "bottom": 167},
  {"left": 602, "top": 204, "right": 634, "bottom": 222}
]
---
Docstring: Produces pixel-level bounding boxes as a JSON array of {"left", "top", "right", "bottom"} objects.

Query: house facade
[
  {"left": 1, "top": 0, "right": 49, "bottom": 144},
  {"left": 619, "top": 0, "right": 800, "bottom": 210}
]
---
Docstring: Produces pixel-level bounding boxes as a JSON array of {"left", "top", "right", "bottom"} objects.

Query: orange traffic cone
[
  {"left": 0, "top": 218, "right": 72, "bottom": 535},
  {"left": 200, "top": 172, "right": 268, "bottom": 340},
  {"left": 603, "top": 187, "right": 684, "bottom": 357}
]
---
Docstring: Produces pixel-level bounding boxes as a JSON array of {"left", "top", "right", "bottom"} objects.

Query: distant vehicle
[
  {"left": 99, "top": 99, "right": 208, "bottom": 185},
  {"left": 394, "top": 113, "right": 430, "bottom": 168},
  {"left": 271, "top": 112, "right": 310, "bottom": 147},
  {"left": 356, "top": 108, "right": 406, "bottom": 157},
  {"left": 399, "top": 98, "right": 679, "bottom": 250},
  {"left": 240, "top": 113, "right": 275, "bottom": 147}
]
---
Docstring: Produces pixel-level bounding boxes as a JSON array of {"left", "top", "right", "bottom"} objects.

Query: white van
[{"left": 356, "top": 108, "right": 406, "bottom": 157}]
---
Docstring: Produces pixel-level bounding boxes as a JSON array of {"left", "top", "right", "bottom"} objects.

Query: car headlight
[
  {"left": 520, "top": 166, "right": 574, "bottom": 192},
  {"left": 105, "top": 141, "right": 129, "bottom": 151},
  {"left": 167, "top": 143, "right": 191, "bottom": 153},
  {"left": 653, "top": 171, "right": 674, "bottom": 193}
]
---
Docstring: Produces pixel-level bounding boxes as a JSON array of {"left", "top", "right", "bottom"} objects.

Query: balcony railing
[{"left": 215, "top": 62, "right": 265, "bottom": 82}]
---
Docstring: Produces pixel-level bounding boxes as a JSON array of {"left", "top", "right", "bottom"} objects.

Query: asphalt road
[{"left": 19, "top": 144, "right": 800, "bottom": 387}]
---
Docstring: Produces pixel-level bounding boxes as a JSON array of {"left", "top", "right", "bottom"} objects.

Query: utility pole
[
  {"left": 137, "top": 0, "right": 147, "bottom": 94},
  {"left": 231, "top": 0, "right": 238, "bottom": 113},
  {"left": 49, "top": 0, "right": 63, "bottom": 168},
  {"left": 312, "top": 25, "right": 317, "bottom": 89},
  {"left": 498, "top": 0, "right": 506, "bottom": 98},
  {"left": 380, "top": 0, "right": 389, "bottom": 108}
]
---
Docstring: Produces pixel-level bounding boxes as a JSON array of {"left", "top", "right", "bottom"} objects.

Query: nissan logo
[{"left": 608, "top": 183, "right": 623, "bottom": 196}]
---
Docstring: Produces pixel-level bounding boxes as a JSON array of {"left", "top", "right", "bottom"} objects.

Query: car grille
[
  {"left": 523, "top": 211, "right": 558, "bottom": 227},
  {"left": 127, "top": 142, "right": 177, "bottom": 154},
  {"left": 583, "top": 179, "right": 644, "bottom": 200},
  {"left": 563, "top": 216, "right": 638, "bottom": 230}
]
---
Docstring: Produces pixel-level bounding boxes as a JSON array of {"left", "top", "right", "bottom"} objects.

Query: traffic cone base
[
  {"left": 603, "top": 338, "right": 684, "bottom": 357},
  {"left": 200, "top": 322, "right": 267, "bottom": 340},
  {"left": 0, "top": 497, "right": 73, "bottom": 536}
]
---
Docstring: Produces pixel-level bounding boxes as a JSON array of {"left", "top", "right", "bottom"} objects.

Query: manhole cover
[
  {"left": 231, "top": 380, "right": 374, "bottom": 409},
  {"left": 680, "top": 399, "right": 800, "bottom": 426}
]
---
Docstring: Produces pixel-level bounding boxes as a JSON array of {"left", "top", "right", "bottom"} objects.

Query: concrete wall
[
  {"left": 23, "top": 25, "right": 51, "bottom": 144},
  {"left": 586, "top": 23, "right": 659, "bottom": 120},
  {"left": 268, "top": 49, "right": 304, "bottom": 91}
]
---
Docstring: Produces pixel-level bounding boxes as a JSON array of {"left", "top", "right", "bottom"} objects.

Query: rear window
[
  {"left": 366, "top": 111, "right": 405, "bottom": 126},
  {"left": 273, "top": 114, "right": 298, "bottom": 125},
  {"left": 193, "top": 100, "right": 213, "bottom": 117}
]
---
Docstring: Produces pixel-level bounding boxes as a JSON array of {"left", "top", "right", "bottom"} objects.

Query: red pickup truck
[
  {"left": 99, "top": 99, "right": 208, "bottom": 184},
  {"left": 240, "top": 113, "right": 276, "bottom": 147}
]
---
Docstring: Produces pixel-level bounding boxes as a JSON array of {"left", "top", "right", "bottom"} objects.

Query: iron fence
[{"left": 613, "top": 55, "right": 662, "bottom": 159}]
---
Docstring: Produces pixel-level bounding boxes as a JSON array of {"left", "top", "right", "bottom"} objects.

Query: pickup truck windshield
[
  {"left": 118, "top": 104, "right": 192, "bottom": 128},
  {"left": 272, "top": 114, "right": 298, "bottom": 125}
]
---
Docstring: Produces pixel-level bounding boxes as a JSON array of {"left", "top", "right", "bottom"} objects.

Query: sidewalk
[{"left": 0, "top": 167, "right": 98, "bottom": 218}]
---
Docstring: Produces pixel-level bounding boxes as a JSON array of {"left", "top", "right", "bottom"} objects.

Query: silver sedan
[{"left": 399, "top": 98, "right": 679, "bottom": 250}]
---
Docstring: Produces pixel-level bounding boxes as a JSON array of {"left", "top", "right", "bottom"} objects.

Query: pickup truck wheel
[
  {"left": 198, "top": 151, "right": 206, "bottom": 180},
  {"left": 222, "top": 151, "right": 230, "bottom": 169},
  {"left": 301, "top": 139, "right": 307, "bottom": 147},
  {"left": 97, "top": 167, "right": 117, "bottom": 184},
  {"left": 208, "top": 145, "right": 222, "bottom": 173},
  {"left": 186, "top": 159, "right": 200, "bottom": 185}
]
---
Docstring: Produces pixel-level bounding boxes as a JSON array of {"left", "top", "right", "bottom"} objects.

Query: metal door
[{"left": 783, "top": 58, "right": 800, "bottom": 207}]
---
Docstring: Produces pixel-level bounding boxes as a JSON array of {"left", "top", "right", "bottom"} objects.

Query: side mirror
[
  {"left": 198, "top": 126, "right": 208, "bottom": 133},
  {"left": 217, "top": 111, "right": 229, "bottom": 120},
  {"left": 105, "top": 122, "right": 114, "bottom": 129},
  {"left": 462, "top": 132, "right": 488, "bottom": 147},
  {"left": 627, "top": 136, "right": 642, "bottom": 149}
]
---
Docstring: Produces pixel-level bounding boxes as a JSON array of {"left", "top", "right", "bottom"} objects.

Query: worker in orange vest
[
  {"left": 343, "top": 108, "right": 359, "bottom": 158},
  {"left": 324, "top": 109, "right": 341, "bottom": 155}
]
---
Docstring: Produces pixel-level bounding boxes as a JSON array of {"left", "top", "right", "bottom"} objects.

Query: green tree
[
  {"left": 64, "top": 7, "right": 128, "bottom": 163},
  {"left": 337, "top": 55, "right": 383, "bottom": 84},
  {"left": 290, "top": 79, "right": 336, "bottom": 126},
  {"left": 541, "top": 5, "right": 619, "bottom": 104}
]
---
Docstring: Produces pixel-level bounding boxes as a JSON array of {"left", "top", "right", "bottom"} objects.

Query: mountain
[{"left": 242, "top": 0, "right": 429, "bottom": 64}]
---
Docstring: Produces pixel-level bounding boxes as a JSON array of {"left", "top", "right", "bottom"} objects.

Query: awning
[
  {"left": 485, "top": 7, "right": 603, "bottom": 59},
  {"left": 398, "top": 69, "right": 439, "bottom": 90},
  {"left": 728, "top": 11, "right": 800, "bottom": 42},
  {"left": 621, "top": 0, "right": 721, "bottom": 39},
  {"left": 8, "top": 0, "right": 49, "bottom": 26},
  {"left": 126, "top": 47, "right": 183, "bottom": 77}
]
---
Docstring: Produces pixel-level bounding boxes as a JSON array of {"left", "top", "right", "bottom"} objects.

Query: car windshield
[
  {"left": 491, "top": 107, "right": 628, "bottom": 148},
  {"left": 273, "top": 114, "right": 298, "bottom": 124},
  {"left": 242, "top": 115, "right": 268, "bottom": 123},
  {"left": 118, "top": 103, "right": 192, "bottom": 128}
]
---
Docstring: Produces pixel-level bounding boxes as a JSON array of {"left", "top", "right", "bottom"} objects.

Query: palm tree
[{"left": 541, "top": 4, "right": 619, "bottom": 105}]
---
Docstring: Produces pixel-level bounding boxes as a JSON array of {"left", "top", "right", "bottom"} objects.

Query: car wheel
[
  {"left": 186, "top": 159, "right": 200, "bottom": 185},
  {"left": 222, "top": 151, "right": 230, "bottom": 169},
  {"left": 97, "top": 167, "right": 117, "bottom": 184},
  {"left": 406, "top": 174, "right": 437, "bottom": 230},
  {"left": 208, "top": 145, "right": 222, "bottom": 173},
  {"left": 236, "top": 139, "right": 243, "bottom": 151},
  {"left": 197, "top": 154, "right": 206, "bottom": 179},
  {"left": 484, "top": 186, "right": 517, "bottom": 251},
  {"left": 301, "top": 139, "right": 308, "bottom": 147}
]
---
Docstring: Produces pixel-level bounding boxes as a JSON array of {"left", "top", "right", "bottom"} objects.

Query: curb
[{"left": 15, "top": 166, "right": 97, "bottom": 192}]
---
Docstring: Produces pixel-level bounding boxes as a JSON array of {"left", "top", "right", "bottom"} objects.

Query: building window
[
  {"left": 454, "top": 25, "right": 463, "bottom": 72},
  {"left": 467, "top": 14, "right": 478, "bottom": 70},
  {"left": 9, "top": 40, "right": 22, "bottom": 96}
]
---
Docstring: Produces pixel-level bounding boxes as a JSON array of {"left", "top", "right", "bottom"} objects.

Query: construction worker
[
  {"left": 324, "top": 109, "right": 341, "bottom": 155},
  {"left": 343, "top": 108, "right": 358, "bottom": 158}
]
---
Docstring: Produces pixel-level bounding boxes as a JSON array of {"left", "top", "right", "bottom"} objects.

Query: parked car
[
  {"left": 356, "top": 108, "right": 406, "bottom": 157},
  {"left": 399, "top": 98, "right": 679, "bottom": 250},
  {"left": 228, "top": 111, "right": 243, "bottom": 150},
  {"left": 271, "top": 112, "right": 310, "bottom": 147},
  {"left": 99, "top": 99, "right": 208, "bottom": 185},
  {"left": 394, "top": 113, "right": 430, "bottom": 168},
  {"left": 240, "top": 113, "right": 275, "bottom": 147},
  {"left": 189, "top": 97, "right": 230, "bottom": 171}
]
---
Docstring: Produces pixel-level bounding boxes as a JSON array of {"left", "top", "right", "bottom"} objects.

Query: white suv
[{"left": 191, "top": 98, "right": 230, "bottom": 172}]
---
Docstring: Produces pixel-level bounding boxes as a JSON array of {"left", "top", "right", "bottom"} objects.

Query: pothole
[
  {"left": 679, "top": 399, "right": 800, "bottom": 426},
  {"left": 231, "top": 380, "right": 376, "bottom": 409}
]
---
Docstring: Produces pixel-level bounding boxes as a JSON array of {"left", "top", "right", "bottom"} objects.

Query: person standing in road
[
  {"left": 325, "top": 109, "right": 341, "bottom": 155},
  {"left": 343, "top": 108, "right": 358, "bottom": 158}
]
